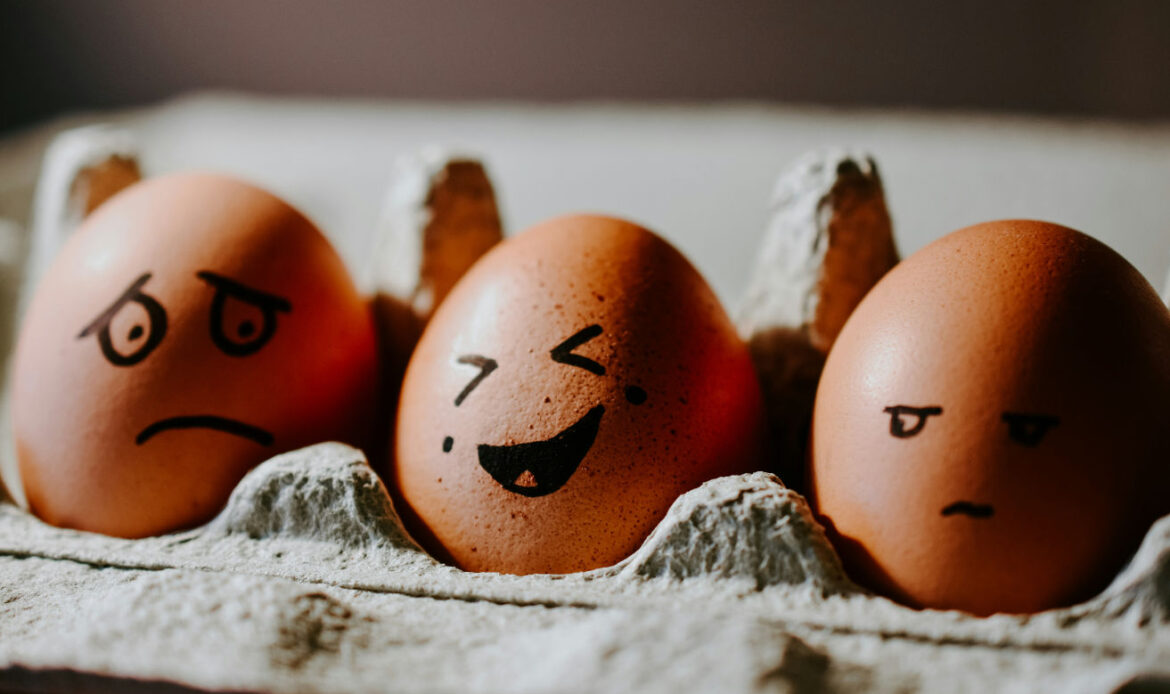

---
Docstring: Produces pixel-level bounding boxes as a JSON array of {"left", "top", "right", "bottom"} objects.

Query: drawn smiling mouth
[
  {"left": 136, "top": 416, "right": 275, "bottom": 446},
  {"left": 941, "top": 501, "right": 995, "bottom": 519},
  {"left": 477, "top": 405, "right": 605, "bottom": 497}
]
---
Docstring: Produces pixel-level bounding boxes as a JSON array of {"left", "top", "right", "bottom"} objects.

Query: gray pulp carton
[{"left": 1, "top": 135, "right": 1166, "bottom": 693}]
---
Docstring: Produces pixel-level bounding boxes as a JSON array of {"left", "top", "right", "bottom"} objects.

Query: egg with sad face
[
  {"left": 393, "top": 214, "right": 766, "bottom": 574},
  {"left": 11, "top": 173, "right": 378, "bottom": 538}
]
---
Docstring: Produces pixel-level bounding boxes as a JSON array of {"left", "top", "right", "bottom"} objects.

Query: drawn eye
[
  {"left": 454, "top": 354, "right": 498, "bottom": 406},
  {"left": 1002, "top": 412, "right": 1060, "bottom": 446},
  {"left": 78, "top": 273, "right": 168, "bottom": 367},
  {"left": 550, "top": 324, "right": 606, "bottom": 375},
  {"left": 883, "top": 405, "right": 943, "bottom": 438},
  {"left": 197, "top": 271, "right": 291, "bottom": 357}
]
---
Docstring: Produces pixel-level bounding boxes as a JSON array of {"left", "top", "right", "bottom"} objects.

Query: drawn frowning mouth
[
  {"left": 941, "top": 501, "right": 994, "bottom": 519},
  {"left": 476, "top": 405, "right": 605, "bottom": 497},
  {"left": 136, "top": 416, "right": 275, "bottom": 446}
]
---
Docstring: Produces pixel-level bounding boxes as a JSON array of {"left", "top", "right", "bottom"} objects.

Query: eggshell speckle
[
  {"left": 394, "top": 214, "right": 766, "bottom": 574},
  {"left": 12, "top": 173, "right": 379, "bottom": 538},
  {"left": 810, "top": 220, "right": 1170, "bottom": 615}
]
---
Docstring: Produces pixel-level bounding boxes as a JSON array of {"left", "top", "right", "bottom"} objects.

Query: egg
[
  {"left": 393, "top": 214, "right": 766, "bottom": 574},
  {"left": 809, "top": 220, "right": 1170, "bottom": 615},
  {"left": 11, "top": 173, "right": 379, "bottom": 537}
]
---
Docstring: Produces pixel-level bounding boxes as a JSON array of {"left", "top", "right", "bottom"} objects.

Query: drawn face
[
  {"left": 12, "top": 174, "right": 379, "bottom": 538},
  {"left": 445, "top": 324, "right": 650, "bottom": 498},
  {"left": 880, "top": 404, "right": 1060, "bottom": 518},
  {"left": 394, "top": 214, "right": 765, "bottom": 575},
  {"left": 78, "top": 270, "right": 292, "bottom": 447},
  {"left": 809, "top": 220, "right": 1170, "bottom": 615}
]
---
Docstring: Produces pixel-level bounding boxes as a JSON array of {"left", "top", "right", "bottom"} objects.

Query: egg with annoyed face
[
  {"left": 11, "top": 173, "right": 379, "bottom": 538},
  {"left": 810, "top": 220, "right": 1170, "bottom": 615},
  {"left": 394, "top": 214, "right": 766, "bottom": 574}
]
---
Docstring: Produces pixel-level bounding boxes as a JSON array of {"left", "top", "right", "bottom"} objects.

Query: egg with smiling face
[
  {"left": 11, "top": 173, "right": 379, "bottom": 538},
  {"left": 810, "top": 220, "right": 1170, "bottom": 615},
  {"left": 394, "top": 214, "right": 766, "bottom": 574}
]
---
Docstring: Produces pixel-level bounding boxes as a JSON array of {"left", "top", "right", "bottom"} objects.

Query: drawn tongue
[{"left": 513, "top": 470, "right": 539, "bottom": 488}]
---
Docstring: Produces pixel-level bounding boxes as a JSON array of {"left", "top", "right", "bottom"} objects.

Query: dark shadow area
[
  {"left": 748, "top": 326, "right": 825, "bottom": 495},
  {"left": 1113, "top": 675, "right": 1170, "bottom": 694},
  {"left": 0, "top": 667, "right": 258, "bottom": 694}
]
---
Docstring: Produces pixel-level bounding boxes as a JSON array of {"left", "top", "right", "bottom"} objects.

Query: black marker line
[
  {"left": 196, "top": 271, "right": 291, "bottom": 357},
  {"left": 941, "top": 501, "right": 994, "bottom": 519},
  {"left": 477, "top": 405, "right": 604, "bottom": 497},
  {"left": 136, "top": 416, "right": 274, "bottom": 446},
  {"left": 195, "top": 272, "right": 292, "bottom": 313},
  {"left": 883, "top": 405, "right": 943, "bottom": 438},
  {"left": 550, "top": 324, "right": 606, "bottom": 375},
  {"left": 624, "top": 385, "right": 647, "bottom": 405},
  {"left": 454, "top": 355, "right": 498, "bottom": 406},
  {"left": 1002, "top": 412, "right": 1060, "bottom": 447},
  {"left": 78, "top": 272, "right": 168, "bottom": 367}
]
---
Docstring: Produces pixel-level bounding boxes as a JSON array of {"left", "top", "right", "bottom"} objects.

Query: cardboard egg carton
[{"left": 0, "top": 127, "right": 1167, "bottom": 693}]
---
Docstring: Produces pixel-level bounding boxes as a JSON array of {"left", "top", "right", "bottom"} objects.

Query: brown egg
[
  {"left": 810, "top": 220, "right": 1170, "bottom": 615},
  {"left": 394, "top": 214, "right": 765, "bottom": 574},
  {"left": 12, "top": 173, "right": 379, "bottom": 537}
]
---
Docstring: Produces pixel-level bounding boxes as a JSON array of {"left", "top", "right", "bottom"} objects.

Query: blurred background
[
  {"left": 3, "top": 0, "right": 1170, "bottom": 132},
  {"left": 1, "top": 0, "right": 1169, "bottom": 307}
]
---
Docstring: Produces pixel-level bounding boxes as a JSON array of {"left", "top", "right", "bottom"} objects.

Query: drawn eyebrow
[
  {"left": 454, "top": 354, "right": 498, "bottom": 406},
  {"left": 195, "top": 271, "right": 292, "bottom": 313},
  {"left": 550, "top": 324, "right": 606, "bottom": 375},
  {"left": 196, "top": 271, "right": 292, "bottom": 357},
  {"left": 78, "top": 272, "right": 168, "bottom": 367}
]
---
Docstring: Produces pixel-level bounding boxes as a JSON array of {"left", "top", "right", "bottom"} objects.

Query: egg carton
[{"left": 0, "top": 128, "right": 1168, "bottom": 694}]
